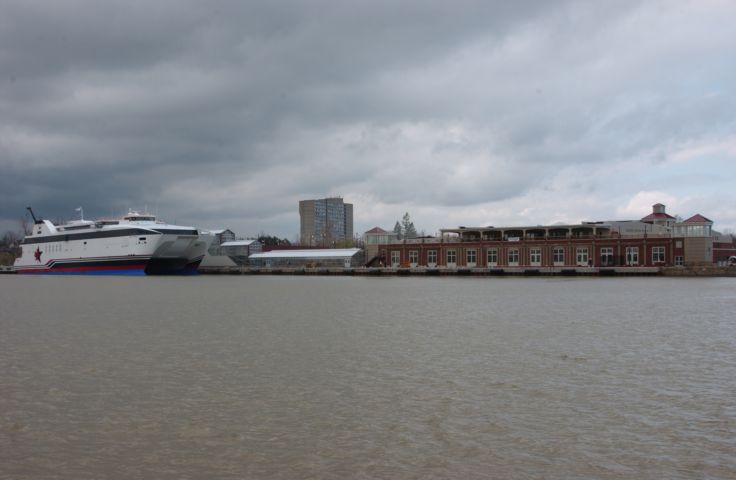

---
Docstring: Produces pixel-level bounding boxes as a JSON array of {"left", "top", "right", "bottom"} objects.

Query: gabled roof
[
  {"left": 683, "top": 214, "right": 712, "bottom": 223},
  {"left": 365, "top": 226, "right": 388, "bottom": 234},
  {"left": 641, "top": 212, "right": 675, "bottom": 221}
]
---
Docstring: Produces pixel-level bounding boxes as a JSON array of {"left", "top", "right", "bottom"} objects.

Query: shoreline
[
  {"left": 199, "top": 265, "right": 736, "bottom": 277},
  {"left": 4, "top": 265, "right": 733, "bottom": 277}
]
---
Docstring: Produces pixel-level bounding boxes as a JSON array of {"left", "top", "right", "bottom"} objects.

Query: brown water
[{"left": 1, "top": 275, "right": 735, "bottom": 479}]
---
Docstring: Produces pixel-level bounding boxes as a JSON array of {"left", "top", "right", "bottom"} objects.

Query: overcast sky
[{"left": 2, "top": 0, "right": 735, "bottom": 239}]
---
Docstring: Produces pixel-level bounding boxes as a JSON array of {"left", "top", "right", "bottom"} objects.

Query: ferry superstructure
[{"left": 14, "top": 208, "right": 211, "bottom": 275}]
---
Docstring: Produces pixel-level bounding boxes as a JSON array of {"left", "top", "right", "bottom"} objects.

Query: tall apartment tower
[{"left": 299, "top": 197, "right": 354, "bottom": 246}]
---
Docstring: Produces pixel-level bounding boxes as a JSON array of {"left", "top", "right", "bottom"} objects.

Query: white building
[{"left": 249, "top": 248, "right": 363, "bottom": 268}]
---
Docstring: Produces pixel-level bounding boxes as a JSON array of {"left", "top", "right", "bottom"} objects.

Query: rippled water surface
[{"left": 1, "top": 275, "right": 735, "bottom": 479}]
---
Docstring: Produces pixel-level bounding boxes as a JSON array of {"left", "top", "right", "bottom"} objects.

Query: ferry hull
[
  {"left": 14, "top": 257, "right": 148, "bottom": 276},
  {"left": 15, "top": 256, "right": 203, "bottom": 276},
  {"left": 15, "top": 253, "right": 202, "bottom": 276},
  {"left": 17, "top": 267, "right": 147, "bottom": 276},
  {"left": 144, "top": 256, "right": 204, "bottom": 275}
]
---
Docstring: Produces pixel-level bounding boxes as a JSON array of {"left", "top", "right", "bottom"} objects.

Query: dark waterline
[{"left": 1, "top": 276, "right": 735, "bottom": 479}]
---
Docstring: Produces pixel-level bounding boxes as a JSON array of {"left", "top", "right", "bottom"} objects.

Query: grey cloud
[{"left": 1, "top": 0, "right": 735, "bottom": 237}]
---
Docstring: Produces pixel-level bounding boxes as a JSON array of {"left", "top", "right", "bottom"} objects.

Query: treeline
[
  {"left": 0, "top": 231, "right": 22, "bottom": 266},
  {"left": 257, "top": 234, "right": 292, "bottom": 247}
]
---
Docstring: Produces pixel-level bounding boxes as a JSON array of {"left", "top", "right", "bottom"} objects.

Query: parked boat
[{"left": 14, "top": 208, "right": 211, "bottom": 275}]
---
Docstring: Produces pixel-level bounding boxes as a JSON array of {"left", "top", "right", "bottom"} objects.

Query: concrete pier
[{"left": 198, "top": 266, "right": 668, "bottom": 276}]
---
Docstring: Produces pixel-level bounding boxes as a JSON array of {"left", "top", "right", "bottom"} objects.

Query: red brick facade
[{"left": 378, "top": 236, "right": 684, "bottom": 269}]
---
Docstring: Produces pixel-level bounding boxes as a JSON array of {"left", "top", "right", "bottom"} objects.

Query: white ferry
[{"left": 14, "top": 208, "right": 212, "bottom": 275}]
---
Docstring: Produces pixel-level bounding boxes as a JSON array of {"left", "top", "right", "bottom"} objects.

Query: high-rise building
[{"left": 299, "top": 197, "right": 354, "bottom": 246}]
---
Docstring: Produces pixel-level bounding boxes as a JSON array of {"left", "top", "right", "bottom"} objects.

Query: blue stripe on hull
[{"left": 23, "top": 268, "right": 147, "bottom": 276}]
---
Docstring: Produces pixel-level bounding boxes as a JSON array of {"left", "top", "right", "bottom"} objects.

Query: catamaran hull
[
  {"left": 145, "top": 256, "right": 204, "bottom": 275},
  {"left": 15, "top": 257, "right": 204, "bottom": 276},
  {"left": 14, "top": 257, "right": 150, "bottom": 275}
]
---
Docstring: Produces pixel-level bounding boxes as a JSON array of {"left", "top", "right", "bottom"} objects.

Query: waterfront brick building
[
  {"left": 368, "top": 204, "right": 736, "bottom": 270},
  {"left": 375, "top": 224, "right": 680, "bottom": 270}
]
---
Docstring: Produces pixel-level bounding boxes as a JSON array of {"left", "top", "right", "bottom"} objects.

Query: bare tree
[
  {"left": 19, "top": 215, "right": 32, "bottom": 236},
  {"left": 2, "top": 231, "right": 20, "bottom": 246}
]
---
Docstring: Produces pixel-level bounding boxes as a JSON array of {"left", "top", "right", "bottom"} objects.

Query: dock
[{"left": 198, "top": 266, "right": 670, "bottom": 276}]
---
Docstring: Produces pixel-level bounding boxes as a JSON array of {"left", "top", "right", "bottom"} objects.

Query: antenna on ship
[
  {"left": 26, "top": 206, "right": 39, "bottom": 224},
  {"left": 75, "top": 206, "right": 84, "bottom": 221}
]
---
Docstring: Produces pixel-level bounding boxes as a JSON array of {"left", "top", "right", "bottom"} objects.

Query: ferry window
[{"left": 652, "top": 246, "right": 665, "bottom": 263}]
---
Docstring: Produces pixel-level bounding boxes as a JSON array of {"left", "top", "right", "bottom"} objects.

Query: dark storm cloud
[{"left": 1, "top": 0, "right": 735, "bottom": 236}]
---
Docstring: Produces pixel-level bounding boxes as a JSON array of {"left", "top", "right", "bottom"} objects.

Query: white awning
[
  {"left": 249, "top": 248, "right": 360, "bottom": 260},
  {"left": 221, "top": 240, "right": 257, "bottom": 246}
]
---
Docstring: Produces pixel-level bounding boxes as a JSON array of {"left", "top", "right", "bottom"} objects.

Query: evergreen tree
[
  {"left": 402, "top": 212, "right": 417, "bottom": 239},
  {"left": 393, "top": 221, "right": 403, "bottom": 240}
]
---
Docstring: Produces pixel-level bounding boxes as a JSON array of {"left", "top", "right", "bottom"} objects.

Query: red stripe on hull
[{"left": 16, "top": 264, "right": 147, "bottom": 274}]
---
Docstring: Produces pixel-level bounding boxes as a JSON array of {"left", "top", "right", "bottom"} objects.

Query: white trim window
[
  {"left": 675, "top": 255, "right": 683, "bottom": 266},
  {"left": 576, "top": 247, "right": 589, "bottom": 266},
  {"left": 391, "top": 251, "right": 401, "bottom": 267},
  {"left": 427, "top": 250, "right": 437, "bottom": 267},
  {"left": 466, "top": 249, "right": 477, "bottom": 267},
  {"left": 652, "top": 246, "right": 665, "bottom": 263},
  {"left": 508, "top": 248, "right": 519, "bottom": 266},
  {"left": 553, "top": 247, "right": 565, "bottom": 266},
  {"left": 487, "top": 248, "right": 498, "bottom": 266},
  {"left": 625, "top": 246, "right": 639, "bottom": 266},
  {"left": 600, "top": 247, "right": 614, "bottom": 266},
  {"left": 446, "top": 249, "right": 457, "bottom": 267},
  {"left": 530, "top": 247, "right": 541, "bottom": 266}
]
